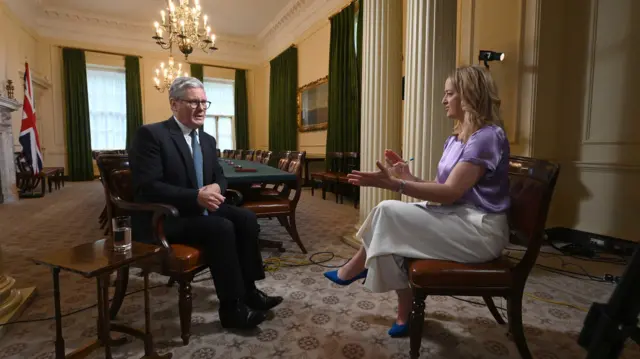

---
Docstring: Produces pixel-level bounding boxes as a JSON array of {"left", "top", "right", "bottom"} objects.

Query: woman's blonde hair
[{"left": 449, "top": 65, "right": 503, "bottom": 142}]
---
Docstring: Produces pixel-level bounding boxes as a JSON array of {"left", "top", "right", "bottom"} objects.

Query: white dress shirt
[{"left": 173, "top": 116, "right": 199, "bottom": 155}]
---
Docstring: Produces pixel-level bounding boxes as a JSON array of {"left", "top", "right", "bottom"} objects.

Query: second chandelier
[{"left": 152, "top": 0, "right": 218, "bottom": 61}]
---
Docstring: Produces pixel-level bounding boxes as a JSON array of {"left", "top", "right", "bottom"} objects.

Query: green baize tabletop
[{"left": 218, "top": 159, "right": 296, "bottom": 184}]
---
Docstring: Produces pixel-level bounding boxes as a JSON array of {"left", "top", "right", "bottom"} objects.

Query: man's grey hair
[{"left": 169, "top": 77, "right": 205, "bottom": 100}]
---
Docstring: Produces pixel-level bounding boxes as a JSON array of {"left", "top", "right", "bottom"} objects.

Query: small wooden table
[{"left": 32, "top": 239, "right": 171, "bottom": 359}]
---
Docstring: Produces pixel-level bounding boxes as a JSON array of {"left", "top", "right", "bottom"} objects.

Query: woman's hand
[
  {"left": 347, "top": 161, "right": 400, "bottom": 190},
  {"left": 384, "top": 149, "right": 415, "bottom": 181}
]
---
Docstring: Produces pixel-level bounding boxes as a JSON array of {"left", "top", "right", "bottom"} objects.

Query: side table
[{"left": 32, "top": 239, "right": 171, "bottom": 359}]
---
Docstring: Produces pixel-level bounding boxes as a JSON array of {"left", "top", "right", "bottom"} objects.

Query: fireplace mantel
[{"left": 0, "top": 96, "right": 21, "bottom": 204}]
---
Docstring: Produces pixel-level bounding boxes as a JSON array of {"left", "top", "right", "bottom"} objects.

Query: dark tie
[{"left": 190, "top": 130, "right": 207, "bottom": 215}]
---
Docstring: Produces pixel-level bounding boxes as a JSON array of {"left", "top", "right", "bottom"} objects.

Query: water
[{"left": 113, "top": 227, "right": 132, "bottom": 252}]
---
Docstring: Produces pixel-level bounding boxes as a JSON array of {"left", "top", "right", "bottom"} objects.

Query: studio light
[{"left": 478, "top": 50, "right": 505, "bottom": 68}]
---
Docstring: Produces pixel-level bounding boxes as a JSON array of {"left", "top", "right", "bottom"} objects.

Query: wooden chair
[
  {"left": 253, "top": 150, "right": 263, "bottom": 163},
  {"left": 242, "top": 151, "right": 307, "bottom": 253},
  {"left": 14, "top": 152, "right": 65, "bottom": 198},
  {"left": 406, "top": 156, "right": 560, "bottom": 359},
  {"left": 216, "top": 149, "right": 221, "bottom": 158},
  {"left": 234, "top": 150, "right": 244, "bottom": 160},
  {"left": 258, "top": 151, "right": 291, "bottom": 195},
  {"left": 96, "top": 154, "right": 130, "bottom": 235},
  {"left": 337, "top": 152, "right": 360, "bottom": 208},
  {"left": 106, "top": 168, "right": 243, "bottom": 346},
  {"left": 260, "top": 151, "right": 272, "bottom": 165},
  {"left": 244, "top": 150, "right": 255, "bottom": 161},
  {"left": 310, "top": 152, "right": 344, "bottom": 201}
]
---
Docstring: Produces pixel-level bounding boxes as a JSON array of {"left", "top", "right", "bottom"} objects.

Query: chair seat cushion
[
  {"left": 168, "top": 244, "right": 205, "bottom": 272},
  {"left": 408, "top": 256, "right": 514, "bottom": 288},
  {"left": 243, "top": 198, "right": 291, "bottom": 215},
  {"left": 260, "top": 189, "right": 280, "bottom": 196}
]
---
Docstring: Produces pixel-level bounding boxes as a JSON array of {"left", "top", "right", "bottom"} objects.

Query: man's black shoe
[
  {"left": 245, "top": 289, "right": 284, "bottom": 311},
  {"left": 219, "top": 300, "right": 267, "bottom": 329}
]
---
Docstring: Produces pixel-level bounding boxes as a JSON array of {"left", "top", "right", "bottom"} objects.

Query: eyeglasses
[{"left": 179, "top": 99, "right": 211, "bottom": 110}]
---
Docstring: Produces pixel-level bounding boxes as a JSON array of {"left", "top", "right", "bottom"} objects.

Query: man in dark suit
[{"left": 129, "top": 77, "right": 282, "bottom": 329}]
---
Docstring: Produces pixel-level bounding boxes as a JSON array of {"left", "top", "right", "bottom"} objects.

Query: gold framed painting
[{"left": 297, "top": 76, "right": 329, "bottom": 132}]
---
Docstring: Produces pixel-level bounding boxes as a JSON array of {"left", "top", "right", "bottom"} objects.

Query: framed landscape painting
[{"left": 297, "top": 76, "right": 328, "bottom": 132}]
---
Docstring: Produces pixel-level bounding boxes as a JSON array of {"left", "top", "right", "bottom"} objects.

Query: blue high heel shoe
[
  {"left": 323, "top": 269, "right": 368, "bottom": 286},
  {"left": 388, "top": 322, "right": 409, "bottom": 337}
]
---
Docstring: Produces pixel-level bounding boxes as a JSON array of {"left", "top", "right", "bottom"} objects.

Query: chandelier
[
  {"left": 152, "top": 0, "right": 218, "bottom": 60},
  {"left": 153, "top": 55, "right": 189, "bottom": 93}
]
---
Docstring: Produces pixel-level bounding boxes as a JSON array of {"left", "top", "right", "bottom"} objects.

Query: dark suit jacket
[{"left": 129, "top": 117, "right": 227, "bottom": 242}]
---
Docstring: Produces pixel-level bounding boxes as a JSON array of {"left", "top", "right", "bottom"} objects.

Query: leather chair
[
  {"left": 242, "top": 151, "right": 307, "bottom": 253},
  {"left": 406, "top": 156, "right": 560, "bottom": 359},
  {"left": 96, "top": 154, "right": 130, "bottom": 235},
  {"left": 310, "top": 151, "right": 344, "bottom": 201},
  {"left": 105, "top": 169, "right": 243, "bottom": 346},
  {"left": 244, "top": 150, "right": 255, "bottom": 161}
]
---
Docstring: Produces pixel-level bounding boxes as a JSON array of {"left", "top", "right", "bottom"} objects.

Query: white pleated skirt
[{"left": 357, "top": 200, "right": 509, "bottom": 293}]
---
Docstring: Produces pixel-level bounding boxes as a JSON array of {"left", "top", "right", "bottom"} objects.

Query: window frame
[{"left": 85, "top": 64, "right": 128, "bottom": 151}]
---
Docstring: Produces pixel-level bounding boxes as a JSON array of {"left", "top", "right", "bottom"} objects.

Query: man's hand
[
  {"left": 197, "top": 185, "right": 225, "bottom": 212},
  {"left": 203, "top": 183, "right": 221, "bottom": 194}
]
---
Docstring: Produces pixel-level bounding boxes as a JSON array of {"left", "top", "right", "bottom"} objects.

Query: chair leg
[
  {"left": 321, "top": 181, "right": 327, "bottom": 200},
  {"left": 109, "top": 266, "right": 129, "bottom": 320},
  {"left": 287, "top": 214, "right": 307, "bottom": 254},
  {"left": 409, "top": 288, "right": 427, "bottom": 359},
  {"left": 507, "top": 292, "right": 532, "bottom": 359},
  {"left": 178, "top": 280, "right": 192, "bottom": 346},
  {"left": 483, "top": 296, "right": 506, "bottom": 325}
]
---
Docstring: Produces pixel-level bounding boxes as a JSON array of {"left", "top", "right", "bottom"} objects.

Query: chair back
[
  {"left": 14, "top": 152, "right": 32, "bottom": 174},
  {"left": 216, "top": 149, "right": 221, "bottom": 158},
  {"left": 277, "top": 151, "right": 292, "bottom": 170},
  {"left": 326, "top": 152, "right": 344, "bottom": 172},
  {"left": 234, "top": 150, "right": 244, "bottom": 160},
  {"left": 261, "top": 151, "right": 272, "bottom": 165},
  {"left": 343, "top": 152, "right": 360, "bottom": 173},
  {"left": 108, "top": 169, "right": 135, "bottom": 202},
  {"left": 96, "top": 154, "right": 130, "bottom": 225},
  {"left": 244, "top": 150, "right": 255, "bottom": 161},
  {"left": 507, "top": 156, "right": 560, "bottom": 281},
  {"left": 285, "top": 151, "right": 306, "bottom": 207},
  {"left": 253, "top": 150, "right": 263, "bottom": 162}
]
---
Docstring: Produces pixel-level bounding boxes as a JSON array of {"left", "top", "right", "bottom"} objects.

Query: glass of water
[{"left": 111, "top": 216, "right": 132, "bottom": 252}]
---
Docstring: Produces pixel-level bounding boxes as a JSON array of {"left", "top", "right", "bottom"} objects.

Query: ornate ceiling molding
[{"left": 256, "top": 0, "right": 314, "bottom": 42}]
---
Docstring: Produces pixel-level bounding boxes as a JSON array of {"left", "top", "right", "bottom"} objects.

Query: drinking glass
[{"left": 111, "top": 216, "right": 132, "bottom": 252}]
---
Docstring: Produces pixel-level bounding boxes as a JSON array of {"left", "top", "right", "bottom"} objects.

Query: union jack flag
[{"left": 19, "top": 62, "right": 43, "bottom": 174}]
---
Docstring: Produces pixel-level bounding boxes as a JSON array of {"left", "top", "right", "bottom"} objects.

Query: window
[
  {"left": 202, "top": 78, "right": 235, "bottom": 150},
  {"left": 86, "top": 65, "right": 127, "bottom": 150}
]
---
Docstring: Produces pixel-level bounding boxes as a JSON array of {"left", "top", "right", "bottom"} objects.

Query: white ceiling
[
  {"left": 5, "top": 0, "right": 349, "bottom": 65},
  {"left": 38, "top": 0, "right": 292, "bottom": 39}
]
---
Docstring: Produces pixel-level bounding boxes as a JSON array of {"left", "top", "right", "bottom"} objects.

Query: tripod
[{"left": 579, "top": 246, "right": 640, "bottom": 358}]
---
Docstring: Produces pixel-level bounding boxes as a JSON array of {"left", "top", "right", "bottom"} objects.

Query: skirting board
[{"left": 0, "top": 287, "right": 37, "bottom": 339}]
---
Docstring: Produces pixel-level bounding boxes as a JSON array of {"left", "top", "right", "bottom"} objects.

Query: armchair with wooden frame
[
  {"left": 406, "top": 156, "right": 560, "bottom": 359},
  {"left": 102, "top": 165, "right": 243, "bottom": 346}
]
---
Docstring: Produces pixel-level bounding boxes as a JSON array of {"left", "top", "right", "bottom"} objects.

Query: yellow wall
[
  {"left": 538, "top": 0, "right": 640, "bottom": 242},
  {"left": 249, "top": 21, "right": 333, "bottom": 154},
  {"left": 0, "top": 4, "right": 41, "bottom": 151}
]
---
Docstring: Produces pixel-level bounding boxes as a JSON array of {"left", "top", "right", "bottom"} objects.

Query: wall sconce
[{"left": 478, "top": 50, "right": 505, "bottom": 69}]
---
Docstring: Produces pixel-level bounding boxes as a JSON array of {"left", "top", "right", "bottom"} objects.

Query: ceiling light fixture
[
  {"left": 153, "top": 54, "right": 189, "bottom": 93},
  {"left": 152, "top": 0, "right": 217, "bottom": 60}
]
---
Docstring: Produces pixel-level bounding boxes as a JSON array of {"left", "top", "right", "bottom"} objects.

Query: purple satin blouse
[{"left": 435, "top": 125, "right": 511, "bottom": 213}]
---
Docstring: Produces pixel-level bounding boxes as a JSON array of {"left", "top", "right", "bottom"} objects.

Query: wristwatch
[{"left": 397, "top": 180, "right": 406, "bottom": 194}]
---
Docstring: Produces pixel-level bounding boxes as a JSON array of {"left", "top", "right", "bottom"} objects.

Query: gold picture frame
[{"left": 297, "top": 76, "right": 329, "bottom": 132}]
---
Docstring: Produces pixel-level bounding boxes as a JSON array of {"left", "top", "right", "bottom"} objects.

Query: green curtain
[
  {"left": 62, "top": 48, "right": 94, "bottom": 181},
  {"left": 234, "top": 69, "right": 249, "bottom": 149},
  {"left": 268, "top": 46, "right": 298, "bottom": 154},
  {"left": 190, "top": 63, "right": 204, "bottom": 82},
  {"left": 325, "top": 1, "right": 363, "bottom": 169},
  {"left": 125, "top": 56, "right": 143, "bottom": 148}
]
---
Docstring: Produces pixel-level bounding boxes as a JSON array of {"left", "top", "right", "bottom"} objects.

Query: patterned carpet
[{"left": 0, "top": 181, "right": 637, "bottom": 359}]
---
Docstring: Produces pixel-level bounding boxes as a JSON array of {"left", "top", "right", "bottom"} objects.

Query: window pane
[
  {"left": 203, "top": 79, "right": 235, "bottom": 116},
  {"left": 203, "top": 116, "right": 216, "bottom": 137},
  {"left": 217, "top": 116, "right": 234, "bottom": 150},
  {"left": 86, "top": 66, "right": 127, "bottom": 150}
]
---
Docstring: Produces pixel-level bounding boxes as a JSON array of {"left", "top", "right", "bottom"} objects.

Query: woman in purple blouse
[{"left": 324, "top": 65, "right": 511, "bottom": 337}]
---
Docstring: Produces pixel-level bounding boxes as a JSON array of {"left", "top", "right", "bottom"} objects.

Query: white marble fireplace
[{"left": 0, "top": 96, "right": 20, "bottom": 204}]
